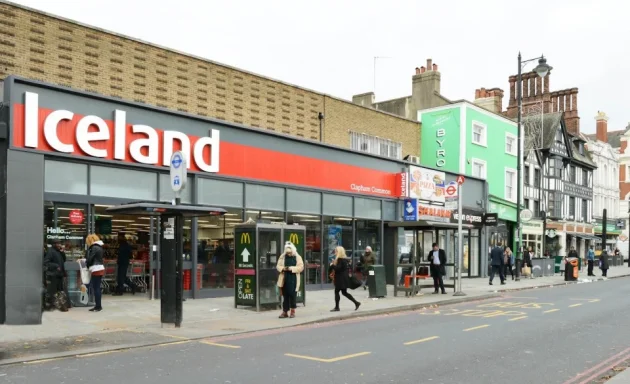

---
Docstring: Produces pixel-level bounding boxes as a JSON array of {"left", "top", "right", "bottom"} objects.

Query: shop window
[
  {"left": 245, "top": 184, "right": 284, "bottom": 211},
  {"left": 245, "top": 209, "right": 285, "bottom": 224},
  {"left": 355, "top": 219, "right": 381, "bottom": 265},
  {"left": 323, "top": 215, "right": 353, "bottom": 283},
  {"left": 197, "top": 208, "right": 242, "bottom": 290},
  {"left": 44, "top": 202, "right": 87, "bottom": 261},
  {"left": 470, "top": 229, "right": 480, "bottom": 277},
  {"left": 197, "top": 178, "right": 243, "bottom": 207},
  {"left": 287, "top": 189, "right": 321, "bottom": 215},
  {"left": 44, "top": 160, "right": 88, "bottom": 195},
  {"left": 287, "top": 213, "right": 322, "bottom": 285},
  {"left": 323, "top": 193, "right": 352, "bottom": 217},
  {"left": 382, "top": 201, "right": 396, "bottom": 221},
  {"left": 90, "top": 166, "right": 157, "bottom": 200},
  {"left": 354, "top": 198, "right": 381, "bottom": 220},
  {"left": 158, "top": 174, "right": 192, "bottom": 203}
]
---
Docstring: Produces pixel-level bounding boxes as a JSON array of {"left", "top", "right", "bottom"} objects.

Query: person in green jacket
[{"left": 361, "top": 246, "right": 376, "bottom": 290}]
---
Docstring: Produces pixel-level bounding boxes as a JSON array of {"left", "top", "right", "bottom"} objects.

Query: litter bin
[
  {"left": 554, "top": 256, "right": 563, "bottom": 274},
  {"left": 564, "top": 257, "right": 579, "bottom": 281},
  {"left": 367, "top": 265, "right": 387, "bottom": 298}
]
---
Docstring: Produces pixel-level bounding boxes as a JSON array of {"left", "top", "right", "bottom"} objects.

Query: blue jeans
[{"left": 91, "top": 275, "right": 103, "bottom": 309}]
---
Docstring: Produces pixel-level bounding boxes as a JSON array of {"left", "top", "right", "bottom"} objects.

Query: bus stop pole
[{"left": 454, "top": 181, "right": 466, "bottom": 296}]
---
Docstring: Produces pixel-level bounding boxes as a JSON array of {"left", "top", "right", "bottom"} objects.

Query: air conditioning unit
[{"left": 406, "top": 155, "right": 420, "bottom": 165}]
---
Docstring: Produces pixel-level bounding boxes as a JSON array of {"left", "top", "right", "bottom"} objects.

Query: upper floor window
[
  {"left": 569, "top": 196, "right": 576, "bottom": 217},
  {"left": 534, "top": 168, "right": 541, "bottom": 186},
  {"left": 505, "top": 133, "right": 517, "bottom": 156},
  {"left": 472, "top": 121, "right": 487, "bottom": 147},
  {"left": 524, "top": 165, "right": 531, "bottom": 185},
  {"left": 570, "top": 166, "right": 576, "bottom": 183},
  {"left": 582, "top": 199, "right": 588, "bottom": 220},
  {"left": 555, "top": 129, "right": 563, "bottom": 143},
  {"left": 505, "top": 168, "right": 517, "bottom": 202},
  {"left": 471, "top": 158, "right": 487, "bottom": 179},
  {"left": 349, "top": 131, "right": 402, "bottom": 160},
  {"left": 582, "top": 169, "right": 588, "bottom": 187}
]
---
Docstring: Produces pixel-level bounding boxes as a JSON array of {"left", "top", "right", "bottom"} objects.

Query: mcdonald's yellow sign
[
  {"left": 240, "top": 232, "right": 251, "bottom": 244},
  {"left": 289, "top": 233, "right": 300, "bottom": 245}
]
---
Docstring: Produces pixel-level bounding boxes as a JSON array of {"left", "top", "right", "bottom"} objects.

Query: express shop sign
[{"left": 11, "top": 90, "right": 399, "bottom": 198}]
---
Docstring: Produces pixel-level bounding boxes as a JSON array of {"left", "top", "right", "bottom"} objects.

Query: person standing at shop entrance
[
  {"left": 427, "top": 243, "right": 446, "bottom": 294},
  {"left": 489, "top": 242, "right": 506, "bottom": 285},
  {"left": 43, "top": 239, "right": 67, "bottom": 311},
  {"left": 361, "top": 246, "right": 376, "bottom": 290},
  {"left": 276, "top": 242, "right": 304, "bottom": 318},
  {"left": 114, "top": 234, "right": 137, "bottom": 296},
  {"left": 86, "top": 234, "right": 105, "bottom": 312}
]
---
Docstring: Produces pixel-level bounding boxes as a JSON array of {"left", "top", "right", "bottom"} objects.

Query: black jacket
[
  {"left": 427, "top": 249, "right": 447, "bottom": 277},
  {"left": 331, "top": 258, "right": 350, "bottom": 290},
  {"left": 87, "top": 243, "right": 104, "bottom": 268},
  {"left": 44, "top": 247, "right": 65, "bottom": 278},
  {"left": 490, "top": 246, "right": 505, "bottom": 267},
  {"left": 599, "top": 252, "right": 610, "bottom": 270}
]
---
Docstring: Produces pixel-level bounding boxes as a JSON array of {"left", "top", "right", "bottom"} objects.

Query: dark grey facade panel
[
  {"left": 323, "top": 194, "right": 353, "bottom": 217},
  {"left": 286, "top": 189, "right": 321, "bottom": 214},
  {"left": 354, "top": 197, "right": 381, "bottom": 220},
  {"left": 158, "top": 174, "right": 192, "bottom": 204},
  {"left": 444, "top": 173, "right": 485, "bottom": 210},
  {"left": 197, "top": 178, "right": 243, "bottom": 208},
  {"left": 383, "top": 201, "right": 397, "bottom": 221},
  {"left": 44, "top": 160, "right": 88, "bottom": 195},
  {"left": 245, "top": 184, "right": 284, "bottom": 211},
  {"left": 5, "top": 78, "right": 404, "bottom": 173},
  {"left": 90, "top": 165, "right": 158, "bottom": 200},
  {"left": 5, "top": 150, "right": 44, "bottom": 325}
]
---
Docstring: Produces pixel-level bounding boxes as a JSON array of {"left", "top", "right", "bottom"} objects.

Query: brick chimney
[
  {"left": 595, "top": 111, "right": 609, "bottom": 142},
  {"left": 412, "top": 58, "right": 442, "bottom": 111},
  {"left": 474, "top": 87, "right": 504, "bottom": 114}
]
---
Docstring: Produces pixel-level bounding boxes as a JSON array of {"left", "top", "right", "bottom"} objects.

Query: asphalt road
[{"left": 2, "top": 277, "right": 630, "bottom": 384}]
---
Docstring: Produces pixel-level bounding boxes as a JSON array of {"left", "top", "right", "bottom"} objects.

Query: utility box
[
  {"left": 234, "top": 223, "right": 307, "bottom": 311},
  {"left": 367, "top": 265, "right": 387, "bottom": 298}
]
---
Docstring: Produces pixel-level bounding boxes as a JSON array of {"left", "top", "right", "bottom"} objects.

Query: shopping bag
[
  {"left": 78, "top": 259, "right": 90, "bottom": 285},
  {"left": 522, "top": 266, "right": 531, "bottom": 276},
  {"left": 349, "top": 274, "right": 362, "bottom": 290}
]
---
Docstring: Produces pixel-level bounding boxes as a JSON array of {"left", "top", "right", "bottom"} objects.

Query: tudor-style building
[{"left": 522, "top": 112, "right": 597, "bottom": 257}]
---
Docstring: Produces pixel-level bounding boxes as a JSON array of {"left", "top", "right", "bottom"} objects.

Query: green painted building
[{"left": 418, "top": 102, "right": 518, "bottom": 250}]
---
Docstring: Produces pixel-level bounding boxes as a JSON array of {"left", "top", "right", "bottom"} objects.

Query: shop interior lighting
[
  {"left": 224, "top": 218, "right": 243, "bottom": 222},
  {"left": 246, "top": 210, "right": 271, "bottom": 215},
  {"left": 56, "top": 207, "right": 85, "bottom": 211},
  {"left": 333, "top": 218, "right": 353, "bottom": 221},
  {"left": 95, "top": 205, "right": 113, "bottom": 208},
  {"left": 223, "top": 213, "right": 240, "bottom": 217},
  {"left": 292, "top": 214, "right": 319, "bottom": 218},
  {"left": 111, "top": 219, "right": 136, "bottom": 223},
  {"left": 301, "top": 219, "right": 321, "bottom": 222},
  {"left": 261, "top": 216, "right": 284, "bottom": 220}
]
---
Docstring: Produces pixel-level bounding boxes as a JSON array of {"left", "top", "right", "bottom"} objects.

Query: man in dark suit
[
  {"left": 427, "top": 243, "right": 447, "bottom": 294},
  {"left": 489, "top": 242, "right": 506, "bottom": 285}
]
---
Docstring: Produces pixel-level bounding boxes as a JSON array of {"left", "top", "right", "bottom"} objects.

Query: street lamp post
[{"left": 515, "top": 53, "right": 552, "bottom": 282}]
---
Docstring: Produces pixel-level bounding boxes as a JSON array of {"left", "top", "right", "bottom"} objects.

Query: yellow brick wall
[
  {"left": 0, "top": 2, "right": 418, "bottom": 153},
  {"left": 323, "top": 96, "right": 419, "bottom": 158}
]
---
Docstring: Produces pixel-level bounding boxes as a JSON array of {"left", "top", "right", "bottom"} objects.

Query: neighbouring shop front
[
  {"left": 594, "top": 219, "right": 623, "bottom": 252},
  {"left": 1, "top": 77, "right": 409, "bottom": 325},
  {"left": 384, "top": 165, "right": 488, "bottom": 285},
  {"left": 487, "top": 196, "right": 517, "bottom": 255}
]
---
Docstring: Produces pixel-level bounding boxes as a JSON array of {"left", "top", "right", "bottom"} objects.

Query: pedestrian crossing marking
[
  {"left": 404, "top": 336, "right": 439, "bottom": 346},
  {"left": 568, "top": 303, "right": 582, "bottom": 308},
  {"left": 508, "top": 316, "right": 528, "bottom": 322},
  {"left": 543, "top": 309, "right": 560, "bottom": 314}
]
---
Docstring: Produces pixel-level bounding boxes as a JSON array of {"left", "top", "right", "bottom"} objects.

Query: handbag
[
  {"left": 522, "top": 266, "right": 531, "bottom": 276},
  {"left": 349, "top": 274, "right": 362, "bottom": 290}
]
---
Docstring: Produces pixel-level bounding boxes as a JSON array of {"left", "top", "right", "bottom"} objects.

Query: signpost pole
[
  {"left": 169, "top": 151, "right": 187, "bottom": 326},
  {"left": 454, "top": 176, "right": 466, "bottom": 296}
]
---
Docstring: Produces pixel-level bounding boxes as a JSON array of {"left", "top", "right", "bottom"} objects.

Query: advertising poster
[
  {"left": 403, "top": 199, "right": 418, "bottom": 221},
  {"left": 327, "top": 225, "right": 342, "bottom": 264},
  {"left": 408, "top": 166, "right": 446, "bottom": 203}
]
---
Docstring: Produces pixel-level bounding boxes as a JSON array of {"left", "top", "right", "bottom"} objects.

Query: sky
[{"left": 11, "top": 0, "right": 630, "bottom": 134}]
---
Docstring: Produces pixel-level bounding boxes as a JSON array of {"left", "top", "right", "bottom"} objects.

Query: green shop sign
[
  {"left": 419, "top": 107, "right": 461, "bottom": 173},
  {"left": 488, "top": 200, "right": 517, "bottom": 222}
]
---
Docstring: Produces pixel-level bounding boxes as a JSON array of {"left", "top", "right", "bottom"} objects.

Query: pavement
[
  {"left": 2, "top": 271, "right": 630, "bottom": 383},
  {"left": 0, "top": 265, "right": 629, "bottom": 367}
]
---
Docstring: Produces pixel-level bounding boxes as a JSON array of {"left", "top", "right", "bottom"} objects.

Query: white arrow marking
[{"left": 241, "top": 248, "right": 250, "bottom": 263}]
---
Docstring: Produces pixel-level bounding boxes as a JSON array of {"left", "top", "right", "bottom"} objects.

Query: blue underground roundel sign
[{"left": 171, "top": 153, "right": 183, "bottom": 169}]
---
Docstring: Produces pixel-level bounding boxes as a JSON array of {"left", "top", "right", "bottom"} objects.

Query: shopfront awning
[
  {"left": 106, "top": 202, "right": 227, "bottom": 217},
  {"left": 567, "top": 232, "right": 601, "bottom": 242},
  {"left": 388, "top": 220, "right": 474, "bottom": 229}
]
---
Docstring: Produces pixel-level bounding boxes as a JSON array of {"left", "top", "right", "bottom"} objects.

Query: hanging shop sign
[
  {"left": 408, "top": 166, "right": 445, "bottom": 203},
  {"left": 451, "top": 209, "right": 483, "bottom": 227},
  {"left": 403, "top": 199, "right": 418, "bottom": 221},
  {"left": 483, "top": 213, "right": 498, "bottom": 226}
]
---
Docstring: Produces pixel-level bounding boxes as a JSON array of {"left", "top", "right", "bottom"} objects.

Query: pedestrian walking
[
  {"left": 587, "top": 245, "right": 595, "bottom": 276},
  {"left": 361, "top": 246, "right": 376, "bottom": 290},
  {"left": 599, "top": 250, "right": 610, "bottom": 277},
  {"left": 43, "top": 239, "right": 68, "bottom": 311},
  {"left": 504, "top": 247, "right": 514, "bottom": 280},
  {"left": 86, "top": 234, "right": 105, "bottom": 312},
  {"left": 329, "top": 246, "right": 361, "bottom": 312},
  {"left": 113, "top": 233, "right": 137, "bottom": 296},
  {"left": 523, "top": 246, "right": 535, "bottom": 279},
  {"left": 427, "top": 243, "right": 447, "bottom": 294},
  {"left": 276, "top": 241, "right": 304, "bottom": 319},
  {"left": 489, "top": 242, "right": 505, "bottom": 285}
]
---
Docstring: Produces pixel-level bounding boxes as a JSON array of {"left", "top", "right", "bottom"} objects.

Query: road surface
[{"left": 2, "top": 277, "right": 629, "bottom": 384}]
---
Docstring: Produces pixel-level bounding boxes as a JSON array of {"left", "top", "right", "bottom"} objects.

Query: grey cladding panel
[
  {"left": 245, "top": 184, "right": 284, "bottom": 211},
  {"left": 5, "top": 150, "right": 44, "bottom": 324},
  {"left": 197, "top": 178, "right": 243, "bottom": 207},
  {"left": 323, "top": 194, "right": 352, "bottom": 217},
  {"left": 287, "top": 189, "right": 321, "bottom": 214}
]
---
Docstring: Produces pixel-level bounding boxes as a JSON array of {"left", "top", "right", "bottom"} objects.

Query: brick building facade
[{"left": 0, "top": 1, "right": 419, "bottom": 158}]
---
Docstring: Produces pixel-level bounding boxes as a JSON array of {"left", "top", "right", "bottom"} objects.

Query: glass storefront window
[
  {"left": 355, "top": 220, "right": 381, "bottom": 265},
  {"left": 44, "top": 202, "right": 87, "bottom": 261},
  {"left": 197, "top": 208, "right": 242, "bottom": 290},
  {"left": 245, "top": 209, "right": 285, "bottom": 224},
  {"left": 287, "top": 213, "right": 321, "bottom": 285}
]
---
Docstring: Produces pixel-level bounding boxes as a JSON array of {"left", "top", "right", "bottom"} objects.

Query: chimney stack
[
  {"left": 473, "top": 87, "right": 504, "bottom": 114},
  {"left": 412, "top": 58, "right": 441, "bottom": 111},
  {"left": 595, "top": 111, "right": 609, "bottom": 143}
]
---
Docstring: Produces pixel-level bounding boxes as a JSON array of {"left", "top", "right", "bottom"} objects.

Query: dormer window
[
  {"left": 579, "top": 142, "right": 584, "bottom": 155},
  {"left": 555, "top": 129, "right": 563, "bottom": 143}
]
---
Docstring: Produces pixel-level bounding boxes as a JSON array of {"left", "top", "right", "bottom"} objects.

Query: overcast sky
[{"left": 12, "top": 0, "right": 629, "bottom": 134}]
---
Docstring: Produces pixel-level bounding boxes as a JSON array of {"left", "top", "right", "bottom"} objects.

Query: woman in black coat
[
  {"left": 329, "top": 246, "right": 360, "bottom": 312},
  {"left": 599, "top": 250, "right": 610, "bottom": 277}
]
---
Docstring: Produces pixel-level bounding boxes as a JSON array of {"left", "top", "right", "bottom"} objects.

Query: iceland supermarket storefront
[{"left": 0, "top": 76, "right": 412, "bottom": 324}]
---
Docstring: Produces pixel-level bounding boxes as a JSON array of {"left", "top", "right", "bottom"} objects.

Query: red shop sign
[{"left": 69, "top": 209, "right": 84, "bottom": 224}]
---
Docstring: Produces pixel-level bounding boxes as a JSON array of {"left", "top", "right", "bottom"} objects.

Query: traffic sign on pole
[
  {"left": 453, "top": 181, "right": 466, "bottom": 297},
  {"left": 170, "top": 151, "right": 187, "bottom": 205},
  {"left": 457, "top": 175, "right": 465, "bottom": 185}
]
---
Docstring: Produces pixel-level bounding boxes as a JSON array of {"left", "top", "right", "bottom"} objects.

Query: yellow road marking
[
  {"left": 404, "top": 336, "right": 440, "bottom": 346},
  {"left": 284, "top": 352, "right": 371, "bottom": 363},
  {"left": 163, "top": 334, "right": 190, "bottom": 340},
  {"left": 200, "top": 341, "right": 241, "bottom": 349},
  {"left": 463, "top": 325, "right": 490, "bottom": 332},
  {"left": 569, "top": 303, "right": 582, "bottom": 308},
  {"left": 23, "top": 357, "right": 68, "bottom": 365},
  {"left": 78, "top": 350, "right": 119, "bottom": 358},
  {"left": 570, "top": 298, "right": 600, "bottom": 302},
  {"left": 588, "top": 299, "right": 600, "bottom": 303},
  {"left": 508, "top": 316, "right": 528, "bottom": 322},
  {"left": 544, "top": 309, "right": 560, "bottom": 314},
  {"left": 154, "top": 340, "right": 191, "bottom": 347}
]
